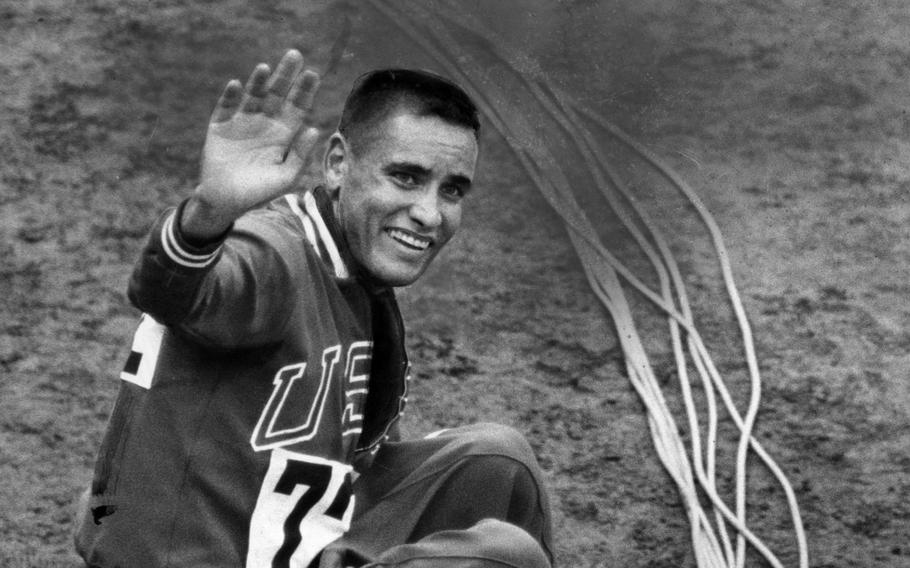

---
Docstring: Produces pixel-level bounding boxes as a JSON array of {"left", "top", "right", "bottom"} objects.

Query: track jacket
[{"left": 76, "top": 188, "right": 409, "bottom": 568}]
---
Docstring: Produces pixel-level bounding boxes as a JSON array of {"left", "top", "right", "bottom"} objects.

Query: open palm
[{"left": 186, "top": 50, "right": 320, "bottom": 238}]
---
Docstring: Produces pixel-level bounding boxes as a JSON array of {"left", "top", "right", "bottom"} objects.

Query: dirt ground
[{"left": 1, "top": 0, "right": 908, "bottom": 566}]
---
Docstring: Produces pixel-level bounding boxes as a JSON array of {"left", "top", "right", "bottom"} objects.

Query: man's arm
[{"left": 128, "top": 50, "right": 321, "bottom": 344}]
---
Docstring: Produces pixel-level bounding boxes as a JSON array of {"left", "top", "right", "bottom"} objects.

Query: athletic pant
[{"left": 319, "top": 423, "right": 554, "bottom": 568}]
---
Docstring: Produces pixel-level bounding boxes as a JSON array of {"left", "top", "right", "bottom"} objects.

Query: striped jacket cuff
[{"left": 159, "top": 201, "right": 227, "bottom": 269}]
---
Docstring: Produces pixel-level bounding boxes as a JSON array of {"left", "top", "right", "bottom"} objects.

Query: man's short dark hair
[{"left": 338, "top": 68, "right": 480, "bottom": 151}]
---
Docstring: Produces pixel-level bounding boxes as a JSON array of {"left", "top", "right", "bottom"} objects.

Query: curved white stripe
[
  {"left": 284, "top": 194, "right": 321, "bottom": 257},
  {"left": 303, "top": 191, "right": 349, "bottom": 279},
  {"left": 160, "top": 213, "right": 218, "bottom": 268},
  {"left": 165, "top": 213, "right": 219, "bottom": 261},
  {"left": 162, "top": 214, "right": 218, "bottom": 267}
]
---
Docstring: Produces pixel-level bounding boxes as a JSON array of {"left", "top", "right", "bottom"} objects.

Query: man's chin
[{"left": 362, "top": 260, "right": 427, "bottom": 288}]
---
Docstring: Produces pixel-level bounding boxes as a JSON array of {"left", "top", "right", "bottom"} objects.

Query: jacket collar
[{"left": 287, "top": 188, "right": 392, "bottom": 294}]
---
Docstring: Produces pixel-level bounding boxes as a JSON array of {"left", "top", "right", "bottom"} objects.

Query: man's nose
[{"left": 409, "top": 188, "right": 443, "bottom": 228}]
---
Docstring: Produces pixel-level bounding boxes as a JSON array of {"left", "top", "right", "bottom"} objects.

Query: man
[{"left": 76, "top": 50, "right": 553, "bottom": 568}]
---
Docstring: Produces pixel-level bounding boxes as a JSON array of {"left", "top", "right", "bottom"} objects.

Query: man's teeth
[{"left": 387, "top": 228, "right": 430, "bottom": 250}]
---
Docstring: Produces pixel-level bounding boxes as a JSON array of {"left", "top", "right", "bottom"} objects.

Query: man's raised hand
[{"left": 181, "top": 50, "right": 321, "bottom": 242}]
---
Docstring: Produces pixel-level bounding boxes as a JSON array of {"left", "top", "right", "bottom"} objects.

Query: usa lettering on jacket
[{"left": 251, "top": 341, "right": 372, "bottom": 452}]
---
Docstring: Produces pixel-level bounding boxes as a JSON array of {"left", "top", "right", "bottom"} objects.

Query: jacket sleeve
[{"left": 127, "top": 200, "right": 307, "bottom": 348}]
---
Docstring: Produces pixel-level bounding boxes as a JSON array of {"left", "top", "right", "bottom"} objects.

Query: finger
[
  {"left": 275, "top": 70, "right": 321, "bottom": 130},
  {"left": 262, "top": 50, "right": 305, "bottom": 116},
  {"left": 240, "top": 63, "right": 271, "bottom": 113},
  {"left": 286, "top": 127, "right": 322, "bottom": 188},
  {"left": 210, "top": 79, "right": 243, "bottom": 123},
  {"left": 289, "top": 69, "right": 320, "bottom": 113},
  {"left": 289, "top": 126, "right": 321, "bottom": 162}
]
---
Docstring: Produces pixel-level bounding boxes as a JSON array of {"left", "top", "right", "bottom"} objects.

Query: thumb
[{"left": 289, "top": 126, "right": 321, "bottom": 162}]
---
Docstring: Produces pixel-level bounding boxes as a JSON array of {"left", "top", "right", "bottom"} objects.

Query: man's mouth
[{"left": 386, "top": 228, "right": 432, "bottom": 251}]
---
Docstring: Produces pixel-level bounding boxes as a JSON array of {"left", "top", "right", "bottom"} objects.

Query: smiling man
[
  {"left": 326, "top": 69, "right": 478, "bottom": 287},
  {"left": 76, "top": 51, "right": 553, "bottom": 568}
]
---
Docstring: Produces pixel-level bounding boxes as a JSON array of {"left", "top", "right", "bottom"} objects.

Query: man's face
[{"left": 328, "top": 110, "right": 478, "bottom": 286}]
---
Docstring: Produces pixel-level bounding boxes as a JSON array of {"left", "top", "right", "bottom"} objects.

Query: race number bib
[{"left": 246, "top": 450, "right": 355, "bottom": 568}]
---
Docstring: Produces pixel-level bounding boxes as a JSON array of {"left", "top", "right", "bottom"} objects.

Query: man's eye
[
  {"left": 440, "top": 185, "right": 464, "bottom": 200},
  {"left": 392, "top": 172, "right": 417, "bottom": 186}
]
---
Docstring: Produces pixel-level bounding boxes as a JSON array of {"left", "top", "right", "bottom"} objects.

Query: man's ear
[{"left": 324, "top": 132, "right": 348, "bottom": 199}]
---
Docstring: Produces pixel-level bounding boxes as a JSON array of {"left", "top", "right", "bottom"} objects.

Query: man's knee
[
  {"left": 433, "top": 423, "right": 549, "bottom": 523},
  {"left": 443, "top": 423, "right": 539, "bottom": 469},
  {"left": 413, "top": 450, "right": 553, "bottom": 560},
  {"left": 445, "top": 455, "right": 550, "bottom": 539}
]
